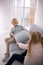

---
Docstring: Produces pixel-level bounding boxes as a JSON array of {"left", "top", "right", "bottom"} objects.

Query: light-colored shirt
[
  {"left": 10, "top": 25, "right": 25, "bottom": 34},
  {"left": 17, "top": 42, "right": 42, "bottom": 65}
]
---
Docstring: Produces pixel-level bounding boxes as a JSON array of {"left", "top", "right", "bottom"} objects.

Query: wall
[{"left": 0, "top": 0, "right": 11, "bottom": 33}]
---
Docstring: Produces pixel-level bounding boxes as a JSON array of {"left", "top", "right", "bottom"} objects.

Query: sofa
[{"left": 9, "top": 24, "right": 43, "bottom": 65}]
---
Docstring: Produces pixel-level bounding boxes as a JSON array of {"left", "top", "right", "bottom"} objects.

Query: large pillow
[
  {"left": 29, "top": 24, "right": 43, "bottom": 34},
  {"left": 14, "top": 30, "right": 29, "bottom": 42}
]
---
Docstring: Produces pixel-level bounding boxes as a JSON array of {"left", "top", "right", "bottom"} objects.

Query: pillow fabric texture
[{"left": 14, "top": 30, "right": 29, "bottom": 42}]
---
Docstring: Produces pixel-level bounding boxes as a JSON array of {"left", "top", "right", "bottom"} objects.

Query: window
[
  {"left": 25, "top": 0, "right": 30, "bottom": 7},
  {"left": 11, "top": 0, "right": 30, "bottom": 27}
]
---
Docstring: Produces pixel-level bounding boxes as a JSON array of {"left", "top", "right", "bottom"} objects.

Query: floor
[{"left": 0, "top": 32, "right": 9, "bottom": 65}]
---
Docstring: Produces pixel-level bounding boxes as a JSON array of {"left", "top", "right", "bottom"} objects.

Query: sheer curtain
[
  {"left": 29, "top": 0, "right": 37, "bottom": 25},
  {"left": 11, "top": 0, "right": 30, "bottom": 27}
]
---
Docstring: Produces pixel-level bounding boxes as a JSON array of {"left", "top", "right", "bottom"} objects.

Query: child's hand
[
  {"left": 10, "top": 33, "right": 14, "bottom": 37},
  {"left": 16, "top": 42, "right": 20, "bottom": 46}
]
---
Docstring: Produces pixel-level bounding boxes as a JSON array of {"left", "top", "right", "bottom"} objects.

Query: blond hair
[
  {"left": 27, "top": 31, "right": 43, "bottom": 57},
  {"left": 11, "top": 18, "right": 18, "bottom": 24}
]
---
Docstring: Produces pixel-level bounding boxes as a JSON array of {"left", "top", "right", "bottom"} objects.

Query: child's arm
[
  {"left": 9, "top": 28, "right": 15, "bottom": 37},
  {"left": 16, "top": 42, "right": 28, "bottom": 50},
  {"left": 10, "top": 33, "right": 14, "bottom": 37}
]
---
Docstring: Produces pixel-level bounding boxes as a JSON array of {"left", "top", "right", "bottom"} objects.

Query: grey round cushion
[{"left": 14, "top": 30, "right": 29, "bottom": 42}]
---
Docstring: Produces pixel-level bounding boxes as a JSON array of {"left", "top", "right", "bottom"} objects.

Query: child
[
  {"left": 2, "top": 18, "right": 25, "bottom": 62},
  {"left": 5, "top": 31, "right": 43, "bottom": 65}
]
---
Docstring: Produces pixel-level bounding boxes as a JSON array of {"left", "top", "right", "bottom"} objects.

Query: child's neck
[{"left": 14, "top": 25, "right": 17, "bottom": 27}]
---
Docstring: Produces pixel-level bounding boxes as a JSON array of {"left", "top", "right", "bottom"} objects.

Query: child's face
[{"left": 12, "top": 22, "right": 17, "bottom": 27}]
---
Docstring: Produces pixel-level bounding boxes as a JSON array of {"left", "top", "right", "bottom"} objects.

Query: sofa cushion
[{"left": 14, "top": 30, "right": 29, "bottom": 43}]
